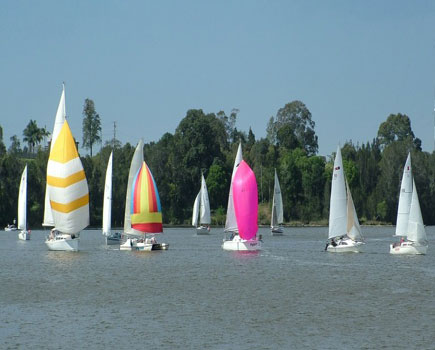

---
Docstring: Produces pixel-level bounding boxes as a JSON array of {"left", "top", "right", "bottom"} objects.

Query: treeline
[{"left": 0, "top": 101, "right": 434, "bottom": 228}]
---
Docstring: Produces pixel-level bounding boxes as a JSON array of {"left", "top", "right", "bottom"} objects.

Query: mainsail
[
  {"left": 17, "top": 165, "right": 27, "bottom": 230},
  {"left": 224, "top": 143, "right": 243, "bottom": 232},
  {"left": 328, "top": 146, "right": 347, "bottom": 240},
  {"left": 102, "top": 151, "right": 113, "bottom": 236},
  {"left": 43, "top": 84, "right": 66, "bottom": 226},
  {"left": 395, "top": 153, "right": 412, "bottom": 237},
  {"left": 46, "top": 120, "right": 89, "bottom": 234},
  {"left": 199, "top": 174, "right": 211, "bottom": 225},
  {"left": 271, "top": 169, "right": 283, "bottom": 228}
]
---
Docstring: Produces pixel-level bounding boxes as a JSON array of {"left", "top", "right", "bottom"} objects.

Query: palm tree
[{"left": 23, "top": 120, "right": 50, "bottom": 153}]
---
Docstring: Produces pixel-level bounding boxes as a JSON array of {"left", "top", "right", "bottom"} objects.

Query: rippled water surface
[{"left": 1, "top": 226, "right": 435, "bottom": 349}]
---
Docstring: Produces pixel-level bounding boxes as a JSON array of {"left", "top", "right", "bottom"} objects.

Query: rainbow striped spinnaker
[{"left": 130, "top": 161, "right": 163, "bottom": 233}]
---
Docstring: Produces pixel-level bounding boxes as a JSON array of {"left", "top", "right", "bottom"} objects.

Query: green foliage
[
  {"left": 1, "top": 105, "right": 434, "bottom": 228},
  {"left": 82, "top": 98, "right": 102, "bottom": 157},
  {"left": 22, "top": 120, "right": 49, "bottom": 154}
]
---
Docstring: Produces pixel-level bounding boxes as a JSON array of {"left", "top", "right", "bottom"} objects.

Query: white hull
[
  {"left": 120, "top": 238, "right": 165, "bottom": 251},
  {"left": 45, "top": 234, "right": 79, "bottom": 251},
  {"left": 222, "top": 236, "right": 262, "bottom": 251},
  {"left": 5, "top": 227, "right": 17, "bottom": 231},
  {"left": 326, "top": 238, "right": 364, "bottom": 253},
  {"left": 389, "top": 242, "right": 427, "bottom": 255},
  {"left": 271, "top": 226, "right": 283, "bottom": 236},
  {"left": 196, "top": 226, "right": 210, "bottom": 235},
  {"left": 18, "top": 231, "right": 30, "bottom": 241}
]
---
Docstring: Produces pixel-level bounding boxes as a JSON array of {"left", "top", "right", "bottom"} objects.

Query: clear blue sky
[{"left": 1, "top": 0, "right": 435, "bottom": 156}]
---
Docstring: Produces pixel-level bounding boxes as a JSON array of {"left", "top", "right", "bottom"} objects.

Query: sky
[{"left": 1, "top": 0, "right": 435, "bottom": 157}]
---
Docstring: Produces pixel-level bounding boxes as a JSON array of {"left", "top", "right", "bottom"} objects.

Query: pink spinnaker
[{"left": 232, "top": 160, "right": 258, "bottom": 240}]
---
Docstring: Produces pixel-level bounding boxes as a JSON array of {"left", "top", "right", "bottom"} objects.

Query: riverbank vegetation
[{"left": 1, "top": 100, "right": 434, "bottom": 228}]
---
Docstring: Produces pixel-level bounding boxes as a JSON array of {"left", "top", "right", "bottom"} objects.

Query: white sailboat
[
  {"left": 326, "top": 146, "right": 364, "bottom": 252},
  {"left": 222, "top": 144, "right": 262, "bottom": 251},
  {"left": 45, "top": 120, "right": 90, "bottom": 251},
  {"left": 390, "top": 153, "right": 427, "bottom": 254},
  {"left": 120, "top": 140, "right": 168, "bottom": 251},
  {"left": 271, "top": 169, "right": 284, "bottom": 235},
  {"left": 17, "top": 165, "right": 31, "bottom": 241},
  {"left": 43, "top": 83, "right": 66, "bottom": 228},
  {"left": 102, "top": 152, "right": 121, "bottom": 245},
  {"left": 192, "top": 173, "right": 211, "bottom": 234}
]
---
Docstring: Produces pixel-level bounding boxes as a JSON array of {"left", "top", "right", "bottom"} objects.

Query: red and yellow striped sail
[
  {"left": 130, "top": 161, "right": 163, "bottom": 233},
  {"left": 46, "top": 120, "right": 89, "bottom": 234}
]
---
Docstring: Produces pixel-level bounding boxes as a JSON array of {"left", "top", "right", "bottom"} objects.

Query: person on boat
[{"left": 331, "top": 239, "right": 337, "bottom": 247}]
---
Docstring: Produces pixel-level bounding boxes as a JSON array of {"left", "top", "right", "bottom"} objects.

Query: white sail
[
  {"left": 192, "top": 192, "right": 200, "bottom": 227},
  {"left": 346, "top": 180, "right": 363, "bottom": 242},
  {"left": 46, "top": 120, "right": 89, "bottom": 234},
  {"left": 395, "top": 153, "right": 412, "bottom": 236},
  {"left": 199, "top": 174, "right": 211, "bottom": 225},
  {"left": 102, "top": 152, "right": 113, "bottom": 236},
  {"left": 406, "top": 179, "right": 427, "bottom": 244},
  {"left": 43, "top": 84, "right": 66, "bottom": 226},
  {"left": 123, "top": 140, "right": 144, "bottom": 235},
  {"left": 271, "top": 169, "right": 283, "bottom": 227},
  {"left": 225, "top": 143, "right": 243, "bottom": 232},
  {"left": 328, "top": 146, "right": 347, "bottom": 239},
  {"left": 17, "top": 165, "right": 27, "bottom": 230}
]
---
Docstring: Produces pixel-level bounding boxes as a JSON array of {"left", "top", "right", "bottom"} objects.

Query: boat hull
[
  {"left": 196, "top": 226, "right": 210, "bottom": 235},
  {"left": 326, "top": 238, "right": 364, "bottom": 253},
  {"left": 18, "top": 231, "right": 30, "bottom": 241},
  {"left": 120, "top": 238, "right": 167, "bottom": 251},
  {"left": 222, "top": 237, "right": 262, "bottom": 251},
  {"left": 45, "top": 234, "right": 79, "bottom": 251},
  {"left": 389, "top": 242, "right": 427, "bottom": 255},
  {"left": 271, "top": 226, "right": 283, "bottom": 236},
  {"left": 5, "top": 227, "right": 17, "bottom": 231}
]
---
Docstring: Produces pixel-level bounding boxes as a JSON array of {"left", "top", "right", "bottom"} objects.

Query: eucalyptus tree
[
  {"left": 267, "top": 100, "right": 318, "bottom": 155},
  {"left": 82, "top": 98, "right": 101, "bottom": 157}
]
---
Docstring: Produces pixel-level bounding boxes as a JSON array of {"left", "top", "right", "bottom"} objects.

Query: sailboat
[
  {"left": 222, "top": 144, "right": 261, "bottom": 251},
  {"left": 270, "top": 169, "right": 284, "bottom": 235},
  {"left": 102, "top": 151, "right": 121, "bottom": 245},
  {"left": 390, "top": 153, "right": 427, "bottom": 255},
  {"left": 43, "top": 83, "right": 66, "bottom": 228},
  {"left": 120, "top": 140, "right": 168, "bottom": 251},
  {"left": 45, "top": 120, "right": 90, "bottom": 251},
  {"left": 192, "top": 173, "right": 211, "bottom": 234},
  {"left": 17, "top": 165, "right": 31, "bottom": 241},
  {"left": 325, "top": 146, "right": 364, "bottom": 252}
]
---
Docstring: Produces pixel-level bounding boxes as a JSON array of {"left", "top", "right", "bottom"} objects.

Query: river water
[{"left": 1, "top": 226, "right": 435, "bottom": 349}]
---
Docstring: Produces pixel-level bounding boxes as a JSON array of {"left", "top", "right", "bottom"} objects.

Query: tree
[
  {"left": 22, "top": 120, "right": 49, "bottom": 153},
  {"left": 269, "top": 101, "right": 318, "bottom": 155},
  {"left": 377, "top": 113, "right": 421, "bottom": 150},
  {"left": 8, "top": 135, "right": 21, "bottom": 154},
  {"left": 0, "top": 125, "right": 6, "bottom": 157},
  {"left": 82, "top": 98, "right": 102, "bottom": 157}
]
